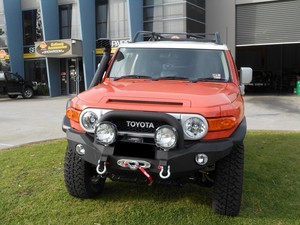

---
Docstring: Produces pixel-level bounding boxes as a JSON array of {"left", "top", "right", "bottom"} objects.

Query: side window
[
  {"left": 7, "top": 73, "right": 18, "bottom": 81},
  {"left": 6, "top": 73, "right": 23, "bottom": 82}
]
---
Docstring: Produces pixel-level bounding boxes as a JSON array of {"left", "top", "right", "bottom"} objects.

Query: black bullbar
[
  {"left": 100, "top": 110, "right": 185, "bottom": 149},
  {"left": 64, "top": 110, "right": 247, "bottom": 176}
]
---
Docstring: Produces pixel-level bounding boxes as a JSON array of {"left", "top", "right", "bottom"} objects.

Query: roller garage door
[{"left": 236, "top": 0, "right": 300, "bottom": 46}]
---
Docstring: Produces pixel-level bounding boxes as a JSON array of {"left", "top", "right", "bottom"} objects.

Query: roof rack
[{"left": 132, "top": 31, "right": 222, "bottom": 45}]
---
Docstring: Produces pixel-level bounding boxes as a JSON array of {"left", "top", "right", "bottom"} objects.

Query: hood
[{"left": 77, "top": 79, "right": 239, "bottom": 112}]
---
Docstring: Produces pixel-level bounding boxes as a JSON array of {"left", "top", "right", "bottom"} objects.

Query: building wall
[
  {"left": 0, "top": 0, "right": 9, "bottom": 68},
  {"left": 1, "top": 0, "right": 207, "bottom": 97},
  {"left": 128, "top": 0, "right": 143, "bottom": 40},
  {"left": 21, "top": 0, "right": 39, "bottom": 10},
  {"left": 39, "top": 0, "right": 60, "bottom": 97},
  {"left": 78, "top": 0, "right": 96, "bottom": 90},
  {"left": 3, "top": 0, "right": 24, "bottom": 76},
  {"left": 205, "top": 0, "right": 236, "bottom": 58}
]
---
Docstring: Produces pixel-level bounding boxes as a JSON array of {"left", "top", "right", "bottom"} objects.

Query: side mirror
[
  {"left": 240, "top": 67, "right": 252, "bottom": 84},
  {"left": 239, "top": 67, "right": 252, "bottom": 95}
]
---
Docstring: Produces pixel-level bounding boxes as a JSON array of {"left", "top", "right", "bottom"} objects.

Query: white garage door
[{"left": 236, "top": 0, "right": 300, "bottom": 46}]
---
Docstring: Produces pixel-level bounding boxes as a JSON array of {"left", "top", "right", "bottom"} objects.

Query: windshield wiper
[
  {"left": 113, "top": 75, "right": 153, "bottom": 81},
  {"left": 190, "top": 77, "right": 226, "bottom": 83},
  {"left": 153, "top": 76, "right": 190, "bottom": 81}
]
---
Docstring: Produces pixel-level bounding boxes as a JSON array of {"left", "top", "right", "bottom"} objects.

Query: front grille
[{"left": 111, "top": 118, "right": 165, "bottom": 133}]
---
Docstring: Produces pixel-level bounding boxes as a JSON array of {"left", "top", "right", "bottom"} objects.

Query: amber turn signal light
[
  {"left": 66, "top": 108, "right": 81, "bottom": 123},
  {"left": 207, "top": 117, "right": 236, "bottom": 131}
]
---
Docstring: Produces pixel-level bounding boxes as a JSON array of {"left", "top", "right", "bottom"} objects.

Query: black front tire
[
  {"left": 22, "top": 87, "right": 34, "bottom": 99},
  {"left": 212, "top": 142, "right": 244, "bottom": 217},
  {"left": 64, "top": 144, "right": 106, "bottom": 198}
]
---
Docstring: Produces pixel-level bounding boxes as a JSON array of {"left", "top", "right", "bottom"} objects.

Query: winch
[
  {"left": 117, "top": 159, "right": 153, "bottom": 185},
  {"left": 117, "top": 159, "right": 151, "bottom": 170}
]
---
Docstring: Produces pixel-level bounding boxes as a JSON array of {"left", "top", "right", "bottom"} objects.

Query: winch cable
[
  {"left": 117, "top": 159, "right": 153, "bottom": 186},
  {"left": 136, "top": 165, "right": 153, "bottom": 186}
]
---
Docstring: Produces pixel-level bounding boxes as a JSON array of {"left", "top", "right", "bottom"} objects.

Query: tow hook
[
  {"left": 96, "top": 160, "right": 107, "bottom": 175},
  {"left": 159, "top": 165, "right": 171, "bottom": 179}
]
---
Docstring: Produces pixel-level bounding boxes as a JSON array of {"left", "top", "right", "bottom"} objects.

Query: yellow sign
[{"left": 36, "top": 41, "right": 71, "bottom": 56}]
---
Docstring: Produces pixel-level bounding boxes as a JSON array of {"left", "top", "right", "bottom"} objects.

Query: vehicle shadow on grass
[
  {"left": 89, "top": 174, "right": 299, "bottom": 222},
  {"left": 96, "top": 180, "right": 212, "bottom": 207}
]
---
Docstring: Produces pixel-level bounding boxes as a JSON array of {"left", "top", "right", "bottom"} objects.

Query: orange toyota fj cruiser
[{"left": 62, "top": 32, "right": 252, "bottom": 216}]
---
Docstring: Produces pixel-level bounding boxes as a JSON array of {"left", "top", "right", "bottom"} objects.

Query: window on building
[
  {"left": 23, "top": 10, "right": 43, "bottom": 46},
  {"left": 0, "top": 25, "right": 7, "bottom": 48},
  {"left": 144, "top": 0, "right": 186, "bottom": 32},
  {"left": 59, "top": 5, "right": 72, "bottom": 39},
  {"left": 0, "top": 3, "right": 9, "bottom": 73},
  {"left": 0, "top": 58, "right": 9, "bottom": 73},
  {"left": 24, "top": 59, "right": 48, "bottom": 95},
  {"left": 143, "top": 0, "right": 205, "bottom": 33},
  {"left": 95, "top": 0, "right": 129, "bottom": 40},
  {"left": 109, "top": 0, "right": 129, "bottom": 39},
  {"left": 186, "top": 1, "right": 205, "bottom": 33},
  {"left": 0, "top": 19, "right": 7, "bottom": 48},
  {"left": 187, "top": 0, "right": 205, "bottom": 9},
  {"left": 96, "top": 0, "right": 108, "bottom": 38},
  {"left": 0, "top": 1, "right": 7, "bottom": 48}
]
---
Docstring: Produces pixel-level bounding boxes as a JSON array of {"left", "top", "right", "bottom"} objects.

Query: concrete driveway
[
  {"left": 0, "top": 95, "right": 300, "bottom": 150},
  {"left": 244, "top": 95, "right": 300, "bottom": 131},
  {"left": 0, "top": 96, "right": 70, "bottom": 150}
]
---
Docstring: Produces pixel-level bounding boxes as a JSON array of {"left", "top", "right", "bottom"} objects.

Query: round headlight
[
  {"left": 154, "top": 125, "right": 178, "bottom": 151},
  {"left": 80, "top": 111, "right": 99, "bottom": 132},
  {"left": 95, "top": 122, "right": 117, "bottom": 146},
  {"left": 184, "top": 117, "right": 208, "bottom": 139}
]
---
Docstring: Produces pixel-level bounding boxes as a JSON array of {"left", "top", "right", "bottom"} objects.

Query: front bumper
[{"left": 64, "top": 115, "right": 247, "bottom": 180}]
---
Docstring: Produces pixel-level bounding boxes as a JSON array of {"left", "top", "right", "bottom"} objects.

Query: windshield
[{"left": 109, "top": 48, "right": 231, "bottom": 82}]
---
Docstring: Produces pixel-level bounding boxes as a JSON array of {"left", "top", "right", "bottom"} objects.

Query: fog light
[
  {"left": 95, "top": 122, "right": 117, "bottom": 146},
  {"left": 195, "top": 154, "right": 208, "bottom": 165},
  {"left": 154, "top": 125, "right": 178, "bottom": 151},
  {"left": 76, "top": 144, "right": 85, "bottom": 155}
]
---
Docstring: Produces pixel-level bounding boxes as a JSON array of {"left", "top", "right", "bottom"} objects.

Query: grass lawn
[{"left": 0, "top": 131, "right": 299, "bottom": 225}]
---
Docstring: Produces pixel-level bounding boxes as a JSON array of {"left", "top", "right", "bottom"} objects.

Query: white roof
[{"left": 120, "top": 41, "right": 229, "bottom": 51}]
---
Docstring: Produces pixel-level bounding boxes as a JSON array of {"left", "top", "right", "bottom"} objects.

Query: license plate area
[{"left": 113, "top": 141, "right": 156, "bottom": 159}]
